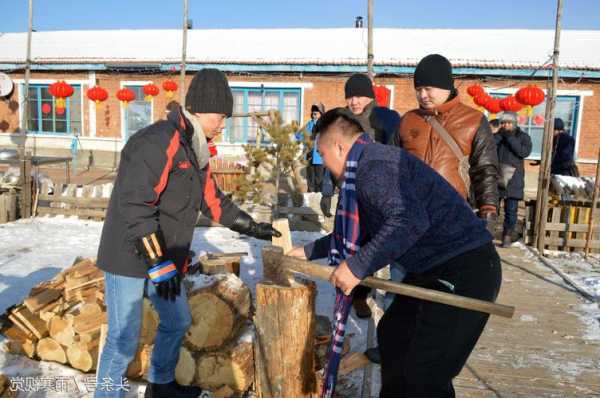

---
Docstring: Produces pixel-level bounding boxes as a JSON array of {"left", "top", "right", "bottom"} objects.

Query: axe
[{"left": 262, "top": 245, "right": 514, "bottom": 319}]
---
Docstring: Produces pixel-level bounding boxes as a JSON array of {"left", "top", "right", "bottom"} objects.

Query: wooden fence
[
  {"left": 36, "top": 183, "right": 111, "bottom": 221},
  {"left": 209, "top": 158, "right": 247, "bottom": 193},
  {"left": 0, "top": 189, "right": 18, "bottom": 224},
  {"left": 524, "top": 200, "right": 600, "bottom": 252}
]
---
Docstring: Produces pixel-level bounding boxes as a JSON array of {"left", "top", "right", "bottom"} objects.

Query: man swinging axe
[
  {"left": 288, "top": 108, "right": 502, "bottom": 398},
  {"left": 95, "top": 69, "right": 280, "bottom": 398}
]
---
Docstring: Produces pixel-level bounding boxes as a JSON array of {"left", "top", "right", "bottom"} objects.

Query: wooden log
[
  {"left": 37, "top": 337, "right": 67, "bottom": 364},
  {"left": 175, "top": 345, "right": 196, "bottom": 386},
  {"left": 5, "top": 338, "right": 36, "bottom": 359},
  {"left": 72, "top": 311, "right": 107, "bottom": 335},
  {"left": 212, "top": 274, "right": 253, "bottom": 319},
  {"left": 212, "top": 385, "right": 235, "bottom": 398},
  {"left": 7, "top": 314, "right": 35, "bottom": 340},
  {"left": 67, "top": 339, "right": 99, "bottom": 372},
  {"left": 272, "top": 218, "right": 293, "bottom": 254},
  {"left": 48, "top": 315, "right": 75, "bottom": 347},
  {"left": 126, "top": 344, "right": 152, "bottom": 380},
  {"left": 195, "top": 325, "right": 255, "bottom": 392},
  {"left": 10, "top": 307, "right": 48, "bottom": 339},
  {"left": 254, "top": 280, "right": 317, "bottom": 397},
  {"left": 23, "top": 288, "right": 62, "bottom": 313}
]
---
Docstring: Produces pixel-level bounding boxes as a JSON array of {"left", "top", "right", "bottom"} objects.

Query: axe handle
[{"left": 282, "top": 255, "right": 514, "bottom": 319}]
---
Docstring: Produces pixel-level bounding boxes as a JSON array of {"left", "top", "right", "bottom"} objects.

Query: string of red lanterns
[{"left": 465, "top": 83, "right": 546, "bottom": 121}]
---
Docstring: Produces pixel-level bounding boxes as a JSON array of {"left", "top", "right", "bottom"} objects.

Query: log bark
[
  {"left": 37, "top": 337, "right": 67, "bottom": 364},
  {"left": 195, "top": 324, "right": 254, "bottom": 392},
  {"left": 254, "top": 280, "right": 317, "bottom": 398},
  {"left": 175, "top": 345, "right": 196, "bottom": 386}
]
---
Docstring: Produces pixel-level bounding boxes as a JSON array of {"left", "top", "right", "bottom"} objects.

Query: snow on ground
[{"left": 0, "top": 217, "right": 372, "bottom": 397}]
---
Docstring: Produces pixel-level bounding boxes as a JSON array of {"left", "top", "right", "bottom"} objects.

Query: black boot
[{"left": 144, "top": 381, "right": 203, "bottom": 398}]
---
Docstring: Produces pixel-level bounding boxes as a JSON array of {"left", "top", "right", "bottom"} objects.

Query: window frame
[
  {"left": 119, "top": 80, "right": 155, "bottom": 141},
  {"left": 16, "top": 79, "right": 86, "bottom": 136},
  {"left": 486, "top": 88, "right": 592, "bottom": 161},
  {"left": 225, "top": 82, "right": 309, "bottom": 145}
]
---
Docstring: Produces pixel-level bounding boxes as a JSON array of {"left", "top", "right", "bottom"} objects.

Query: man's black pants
[
  {"left": 306, "top": 164, "right": 325, "bottom": 193},
  {"left": 377, "top": 242, "right": 502, "bottom": 398}
]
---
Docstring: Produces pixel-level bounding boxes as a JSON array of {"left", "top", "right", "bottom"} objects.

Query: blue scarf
[{"left": 321, "top": 133, "right": 373, "bottom": 398}]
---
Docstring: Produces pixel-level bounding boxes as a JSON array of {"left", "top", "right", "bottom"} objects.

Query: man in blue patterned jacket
[{"left": 289, "top": 108, "right": 502, "bottom": 397}]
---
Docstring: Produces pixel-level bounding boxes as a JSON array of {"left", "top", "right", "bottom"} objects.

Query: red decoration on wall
[
  {"left": 87, "top": 85, "right": 109, "bottom": 105},
  {"left": 48, "top": 81, "right": 74, "bottom": 108},
  {"left": 518, "top": 115, "right": 528, "bottom": 125},
  {"left": 143, "top": 83, "right": 160, "bottom": 102},
  {"left": 499, "top": 95, "right": 524, "bottom": 112},
  {"left": 515, "top": 85, "right": 545, "bottom": 116},
  {"left": 533, "top": 114, "right": 545, "bottom": 126},
  {"left": 41, "top": 103, "right": 52, "bottom": 114},
  {"left": 55, "top": 107, "right": 66, "bottom": 116},
  {"left": 466, "top": 84, "right": 485, "bottom": 97},
  {"left": 373, "top": 85, "right": 391, "bottom": 107},
  {"left": 116, "top": 88, "right": 136, "bottom": 107},
  {"left": 162, "top": 79, "right": 178, "bottom": 98}
]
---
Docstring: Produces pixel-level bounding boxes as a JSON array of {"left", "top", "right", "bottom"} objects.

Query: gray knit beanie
[{"left": 185, "top": 69, "right": 233, "bottom": 117}]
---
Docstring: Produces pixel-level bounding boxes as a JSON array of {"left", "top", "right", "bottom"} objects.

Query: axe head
[{"left": 262, "top": 245, "right": 294, "bottom": 286}]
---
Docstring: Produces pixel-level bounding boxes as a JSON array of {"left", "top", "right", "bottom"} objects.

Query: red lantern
[
  {"left": 162, "top": 79, "right": 178, "bottom": 98},
  {"left": 533, "top": 114, "right": 545, "bottom": 126},
  {"left": 143, "top": 83, "right": 160, "bottom": 102},
  {"left": 466, "top": 84, "right": 485, "bottom": 98},
  {"left": 473, "top": 93, "right": 491, "bottom": 108},
  {"left": 48, "top": 81, "right": 74, "bottom": 108},
  {"left": 484, "top": 98, "right": 503, "bottom": 116},
  {"left": 41, "top": 103, "right": 52, "bottom": 114},
  {"left": 55, "top": 107, "right": 66, "bottom": 116},
  {"left": 515, "top": 85, "right": 545, "bottom": 116},
  {"left": 373, "top": 85, "right": 391, "bottom": 107},
  {"left": 116, "top": 88, "right": 136, "bottom": 107},
  {"left": 87, "top": 85, "right": 109, "bottom": 105},
  {"left": 499, "top": 95, "right": 524, "bottom": 112}
]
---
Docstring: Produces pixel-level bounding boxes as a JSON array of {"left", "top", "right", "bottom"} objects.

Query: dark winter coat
[
  {"left": 305, "top": 143, "right": 492, "bottom": 278},
  {"left": 495, "top": 127, "right": 532, "bottom": 200},
  {"left": 97, "top": 107, "right": 242, "bottom": 278},
  {"left": 551, "top": 132, "right": 576, "bottom": 176}
]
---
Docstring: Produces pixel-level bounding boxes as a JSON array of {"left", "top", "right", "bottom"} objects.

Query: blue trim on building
[{"left": 2, "top": 62, "right": 600, "bottom": 78}]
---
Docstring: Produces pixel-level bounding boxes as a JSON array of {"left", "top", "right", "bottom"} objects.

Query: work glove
[
  {"left": 135, "top": 230, "right": 181, "bottom": 302},
  {"left": 230, "top": 212, "right": 282, "bottom": 241},
  {"left": 320, "top": 195, "right": 333, "bottom": 218}
]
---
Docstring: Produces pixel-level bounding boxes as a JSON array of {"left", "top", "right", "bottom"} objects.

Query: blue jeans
[
  {"left": 502, "top": 198, "right": 519, "bottom": 234},
  {"left": 95, "top": 271, "right": 192, "bottom": 398}
]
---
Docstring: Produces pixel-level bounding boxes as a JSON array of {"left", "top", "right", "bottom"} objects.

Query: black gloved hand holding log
[
  {"left": 135, "top": 230, "right": 181, "bottom": 301},
  {"left": 230, "top": 212, "right": 282, "bottom": 240}
]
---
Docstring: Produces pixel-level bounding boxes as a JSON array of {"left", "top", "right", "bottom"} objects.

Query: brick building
[{"left": 0, "top": 28, "right": 599, "bottom": 174}]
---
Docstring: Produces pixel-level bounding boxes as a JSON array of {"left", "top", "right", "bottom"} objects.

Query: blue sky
[{"left": 2, "top": 0, "right": 599, "bottom": 32}]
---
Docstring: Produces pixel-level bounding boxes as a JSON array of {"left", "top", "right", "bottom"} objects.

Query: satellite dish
[{"left": 0, "top": 73, "right": 14, "bottom": 97}]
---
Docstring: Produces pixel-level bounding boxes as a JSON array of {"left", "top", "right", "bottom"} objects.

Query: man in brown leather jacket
[{"left": 392, "top": 54, "right": 499, "bottom": 229}]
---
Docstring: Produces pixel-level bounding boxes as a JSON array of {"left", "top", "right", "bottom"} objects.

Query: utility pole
[
  {"left": 367, "top": 0, "right": 374, "bottom": 79},
  {"left": 180, "top": 0, "right": 188, "bottom": 106},
  {"left": 22, "top": 0, "right": 33, "bottom": 139},
  {"left": 535, "top": 0, "right": 564, "bottom": 253}
]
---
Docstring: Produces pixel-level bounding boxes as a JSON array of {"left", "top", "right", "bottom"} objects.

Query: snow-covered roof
[{"left": 0, "top": 28, "right": 599, "bottom": 71}]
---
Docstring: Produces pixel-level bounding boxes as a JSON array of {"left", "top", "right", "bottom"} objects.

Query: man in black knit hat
[
  {"left": 95, "top": 68, "right": 280, "bottom": 398},
  {"left": 391, "top": 54, "right": 499, "bottom": 236}
]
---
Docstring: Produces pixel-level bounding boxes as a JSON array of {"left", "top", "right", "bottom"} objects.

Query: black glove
[
  {"left": 230, "top": 212, "right": 282, "bottom": 241},
  {"left": 320, "top": 195, "right": 332, "bottom": 218},
  {"left": 135, "top": 230, "right": 181, "bottom": 302}
]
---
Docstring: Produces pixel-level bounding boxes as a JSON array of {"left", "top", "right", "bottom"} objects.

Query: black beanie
[
  {"left": 185, "top": 69, "right": 233, "bottom": 117},
  {"left": 413, "top": 54, "right": 454, "bottom": 90},
  {"left": 344, "top": 73, "right": 375, "bottom": 99},
  {"left": 554, "top": 118, "right": 565, "bottom": 131}
]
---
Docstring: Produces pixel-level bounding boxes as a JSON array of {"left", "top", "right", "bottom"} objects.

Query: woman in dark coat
[
  {"left": 551, "top": 118, "right": 577, "bottom": 176},
  {"left": 495, "top": 112, "right": 532, "bottom": 247}
]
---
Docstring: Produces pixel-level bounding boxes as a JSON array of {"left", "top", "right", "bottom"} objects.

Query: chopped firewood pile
[{"left": 0, "top": 254, "right": 359, "bottom": 396}]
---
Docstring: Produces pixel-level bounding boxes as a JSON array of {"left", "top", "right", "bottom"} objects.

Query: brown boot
[{"left": 352, "top": 296, "right": 372, "bottom": 319}]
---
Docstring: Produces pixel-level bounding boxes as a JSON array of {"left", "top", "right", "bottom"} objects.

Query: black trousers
[
  {"left": 377, "top": 242, "right": 502, "bottom": 398},
  {"left": 306, "top": 164, "right": 325, "bottom": 193}
]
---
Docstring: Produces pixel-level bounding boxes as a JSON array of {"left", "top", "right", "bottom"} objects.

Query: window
[
  {"left": 123, "top": 85, "right": 152, "bottom": 140},
  {"left": 489, "top": 93, "right": 580, "bottom": 159},
  {"left": 24, "top": 83, "right": 82, "bottom": 135},
  {"left": 225, "top": 87, "right": 301, "bottom": 144}
]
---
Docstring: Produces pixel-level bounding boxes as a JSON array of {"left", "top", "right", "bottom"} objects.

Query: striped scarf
[{"left": 321, "top": 133, "right": 373, "bottom": 398}]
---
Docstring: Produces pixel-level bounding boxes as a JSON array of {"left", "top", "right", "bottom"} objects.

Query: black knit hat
[
  {"left": 413, "top": 54, "right": 454, "bottom": 90},
  {"left": 554, "top": 118, "right": 565, "bottom": 131},
  {"left": 344, "top": 74, "right": 375, "bottom": 99},
  {"left": 185, "top": 69, "right": 233, "bottom": 117}
]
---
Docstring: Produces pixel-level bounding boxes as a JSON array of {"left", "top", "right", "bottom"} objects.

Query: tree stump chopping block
[{"left": 254, "top": 280, "right": 317, "bottom": 398}]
